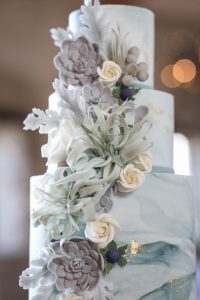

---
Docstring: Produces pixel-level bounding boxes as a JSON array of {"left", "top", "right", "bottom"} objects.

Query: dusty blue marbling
[{"left": 105, "top": 173, "right": 196, "bottom": 300}]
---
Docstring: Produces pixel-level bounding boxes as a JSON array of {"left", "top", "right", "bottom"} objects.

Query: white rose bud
[
  {"left": 97, "top": 61, "right": 122, "bottom": 87},
  {"left": 122, "top": 74, "right": 135, "bottom": 87},
  {"left": 85, "top": 214, "right": 120, "bottom": 248},
  {"left": 117, "top": 164, "right": 145, "bottom": 193},
  {"left": 132, "top": 152, "right": 152, "bottom": 173}
]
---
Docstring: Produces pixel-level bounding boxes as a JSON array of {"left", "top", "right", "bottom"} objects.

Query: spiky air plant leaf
[{"left": 110, "top": 25, "right": 130, "bottom": 73}]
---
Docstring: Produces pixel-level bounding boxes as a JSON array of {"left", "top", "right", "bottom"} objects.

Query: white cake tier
[
  {"left": 29, "top": 172, "right": 196, "bottom": 299},
  {"left": 69, "top": 5, "right": 155, "bottom": 88},
  {"left": 134, "top": 89, "right": 174, "bottom": 170},
  {"left": 49, "top": 89, "right": 174, "bottom": 170}
]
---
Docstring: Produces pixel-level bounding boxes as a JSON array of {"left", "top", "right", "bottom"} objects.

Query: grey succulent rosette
[
  {"left": 54, "top": 36, "right": 104, "bottom": 86},
  {"left": 19, "top": 238, "right": 105, "bottom": 299},
  {"left": 82, "top": 81, "right": 117, "bottom": 111},
  {"left": 48, "top": 238, "right": 104, "bottom": 293}
]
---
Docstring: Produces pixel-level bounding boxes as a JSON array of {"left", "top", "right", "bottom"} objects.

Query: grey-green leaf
[
  {"left": 118, "top": 244, "right": 128, "bottom": 255},
  {"left": 108, "top": 240, "right": 118, "bottom": 250},
  {"left": 117, "top": 256, "right": 128, "bottom": 267}
]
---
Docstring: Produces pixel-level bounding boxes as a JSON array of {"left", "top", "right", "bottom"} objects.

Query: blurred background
[{"left": 0, "top": 0, "right": 199, "bottom": 299}]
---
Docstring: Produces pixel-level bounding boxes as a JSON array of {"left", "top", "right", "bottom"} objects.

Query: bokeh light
[
  {"left": 162, "top": 30, "right": 194, "bottom": 56},
  {"left": 195, "top": 35, "right": 200, "bottom": 58},
  {"left": 185, "top": 74, "right": 200, "bottom": 95},
  {"left": 173, "top": 59, "right": 196, "bottom": 83},
  {"left": 161, "top": 64, "right": 181, "bottom": 88},
  {"left": 155, "top": 55, "right": 174, "bottom": 74}
]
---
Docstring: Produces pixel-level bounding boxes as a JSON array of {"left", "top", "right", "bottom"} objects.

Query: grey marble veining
[{"left": 105, "top": 173, "right": 196, "bottom": 299}]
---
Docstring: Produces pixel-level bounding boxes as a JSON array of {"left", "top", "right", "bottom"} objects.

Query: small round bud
[
  {"left": 120, "top": 88, "right": 134, "bottom": 101},
  {"left": 137, "top": 70, "right": 149, "bottom": 82},
  {"left": 137, "top": 62, "right": 148, "bottom": 72},
  {"left": 127, "top": 63, "right": 137, "bottom": 76},
  {"left": 128, "top": 46, "right": 140, "bottom": 58},
  {"left": 122, "top": 75, "right": 135, "bottom": 87},
  {"left": 126, "top": 53, "right": 138, "bottom": 64}
]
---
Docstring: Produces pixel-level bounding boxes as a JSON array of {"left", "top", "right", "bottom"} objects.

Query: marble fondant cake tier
[
  {"left": 69, "top": 5, "right": 155, "bottom": 88},
  {"left": 19, "top": 1, "right": 196, "bottom": 299},
  {"left": 48, "top": 89, "right": 174, "bottom": 170},
  {"left": 29, "top": 172, "right": 196, "bottom": 300},
  {"left": 134, "top": 90, "right": 174, "bottom": 170}
]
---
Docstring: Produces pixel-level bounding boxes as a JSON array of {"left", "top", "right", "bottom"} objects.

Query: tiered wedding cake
[{"left": 19, "top": 1, "right": 196, "bottom": 299}]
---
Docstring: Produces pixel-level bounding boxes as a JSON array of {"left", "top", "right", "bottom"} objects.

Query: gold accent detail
[
  {"left": 124, "top": 240, "right": 145, "bottom": 261},
  {"left": 154, "top": 276, "right": 182, "bottom": 292},
  {"left": 147, "top": 101, "right": 166, "bottom": 116},
  {"left": 130, "top": 240, "right": 139, "bottom": 255},
  {"left": 168, "top": 277, "right": 181, "bottom": 287}
]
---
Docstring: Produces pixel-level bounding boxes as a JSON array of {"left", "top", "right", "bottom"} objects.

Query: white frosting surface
[
  {"left": 69, "top": 5, "right": 155, "bottom": 88},
  {"left": 106, "top": 173, "right": 196, "bottom": 299},
  {"left": 134, "top": 89, "right": 174, "bottom": 170}
]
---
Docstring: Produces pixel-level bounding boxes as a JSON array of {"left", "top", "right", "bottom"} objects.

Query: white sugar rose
[
  {"left": 85, "top": 214, "right": 120, "bottom": 248},
  {"left": 132, "top": 152, "right": 152, "bottom": 173},
  {"left": 65, "top": 294, "right": 82, "bottom": 300},
  {"left": 97, "top": 61, "right": 122, "bottom": 87},
  {"left": 42, "top": 119, "right": 77, "bottom": 164},
  {"left": 117, "top": 164, "right": 145, "bottom": 193}
]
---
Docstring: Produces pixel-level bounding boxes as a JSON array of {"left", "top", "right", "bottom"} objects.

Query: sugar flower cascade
[{"left": 19, "top": 1, "right": 153, "bottom": 299}]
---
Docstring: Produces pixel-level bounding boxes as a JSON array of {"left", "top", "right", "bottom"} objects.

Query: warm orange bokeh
[
  {"left": 173, "top": 59, "right": 196, "bottom": 83},
  {"left": 161, "top": 64, "right": 181, "bottom": 88}
]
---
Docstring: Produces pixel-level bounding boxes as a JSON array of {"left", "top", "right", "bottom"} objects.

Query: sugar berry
[
  {"left": 106, "top": 249, "right": 121, "bottom": 263},
  {"left": 120, "top": 88, "right": 134, "bottom": 101}
]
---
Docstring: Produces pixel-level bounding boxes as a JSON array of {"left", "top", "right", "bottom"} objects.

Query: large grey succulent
[
  {"left": 48, "top": 238, "right": 104, "bottom": 293},
  {"left": 82, "top": 82, "right": 117, "bottom": 111},
  {"left": 54, "top": 37, "right": 103, "bottom": 86}
]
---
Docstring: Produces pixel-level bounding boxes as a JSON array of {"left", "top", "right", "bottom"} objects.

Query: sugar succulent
[
  {"left": 54, "top": 37, "right": 103, "bottom": 86},
  {"left": 82, "top": 81, "right": 117, "bottom": 111},
  {"left": 48, "top": 238, "right": 104, "bottom": 292}
]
